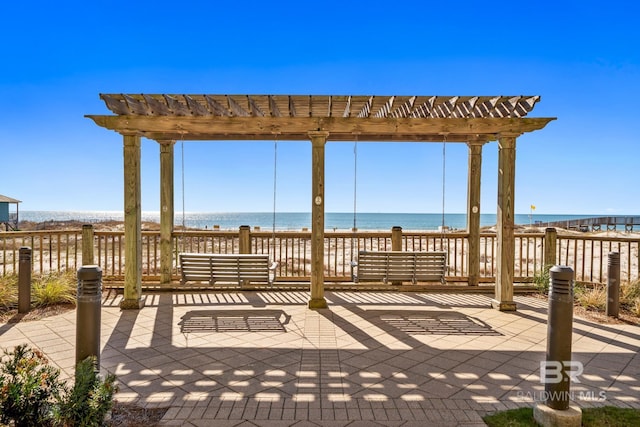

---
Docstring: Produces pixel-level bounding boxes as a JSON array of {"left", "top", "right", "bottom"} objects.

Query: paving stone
[{"left": 1, "top": 292, "right": 637, "bottom": 425}]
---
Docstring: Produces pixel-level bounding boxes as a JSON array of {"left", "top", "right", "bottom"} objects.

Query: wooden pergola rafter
[
  {"left": 87, "top": 93, "right": 555, "bottom": 311},
  {"left": 91, "top": 94, "right": 547, "bottom": 142}
]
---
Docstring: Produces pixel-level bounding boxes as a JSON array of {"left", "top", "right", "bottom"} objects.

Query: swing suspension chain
[
  {"left": 441, "top": 137, "right": 446, "bottom": 231},
  {"left": 271, "top": 138, "right": 278, "bottom": 256},
  {"left": 353, "top": 139, "right": 358, "bottom": 231},
  {"left": 181, "top": 137, "right": 186, "bottom": 232},
  {"left": 351, "top": 137, "right": 359, "bottom": 262},
  {"left": 440, "top": 135, "right": 448, "bottom": 250}
]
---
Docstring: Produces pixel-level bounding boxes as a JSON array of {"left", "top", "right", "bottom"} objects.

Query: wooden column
[
  {"left": 309, "top": 131, "right": 329, "bottom": 309},
  {"left": 493, "top": 134, "right": 517, "bottom": 311},
  {"left": 159, "top": 140, "right": 174, "bottom": 285},
  {"left": 466, "top": 139, "right": 485, "bottom": 286},
  {"left": 121, "top": 134, "right": 144, "bottom": 309}
]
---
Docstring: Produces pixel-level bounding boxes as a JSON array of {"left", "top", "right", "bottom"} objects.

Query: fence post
[
  {"left": 76, "top": 265, "right": 102, "bottom": 369},
  {"left": 534, "top": 265, "right": 582, "bottom": 427},
  {"left": 607, "top": 252, "right": 620, "bottom": 318},
  {"left": 82, "top": 224, "right": 95, "bottom": 265},
  {"left": 18, "top": 247, "right": 32, "bottom": 314},
  {"left": 391, "top": 226, "right": 402, "bottom": 251},
  {"left": 239, "top": 225, "right": 251, "bottom": 254},
  {"left": 544, "top": 227, "right": 557, "bottom": 268}
]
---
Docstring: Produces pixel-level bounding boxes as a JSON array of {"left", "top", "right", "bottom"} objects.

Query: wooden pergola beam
[{"left": 86, "top": 116, "right": 554, "bottom": 141}]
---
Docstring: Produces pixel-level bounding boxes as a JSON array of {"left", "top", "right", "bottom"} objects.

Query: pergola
[{"left": 87, "top": 94, "right": 555, "bottom": 310}]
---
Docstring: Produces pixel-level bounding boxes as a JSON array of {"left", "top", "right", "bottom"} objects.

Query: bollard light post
[
  {"left": 606, "top": 252, "right": 620, "bottom": 318},
  {"left": 534, "top": 265, "right": 582, "bottom": 426},
  {"left": 545, "top": 265, "right": 575, "bottom": 410},
  {"left": 76, "top": 265, "right": 102, "bottom": 369},
  {"left": 18, "top": 247, "right": 32, "bottom": 314}
]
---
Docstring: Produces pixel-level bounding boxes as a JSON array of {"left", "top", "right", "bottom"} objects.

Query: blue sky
[{"left": 1, "top": 1, "right": 638, "bottom": 215}]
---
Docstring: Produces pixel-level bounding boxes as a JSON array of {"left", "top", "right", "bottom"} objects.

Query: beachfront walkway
[{"left": 1, "top": 291, "right": 639, "bottom": 426}]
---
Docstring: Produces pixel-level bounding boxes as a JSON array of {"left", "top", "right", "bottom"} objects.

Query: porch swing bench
[
  {"left": 179, "top": 253, "right": 278, "bottom": 287},
  {"left": 351, "top": 251, "right": 447, "bottom": 284}
]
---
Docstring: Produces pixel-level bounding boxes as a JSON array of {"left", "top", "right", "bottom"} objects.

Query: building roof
[{"left": 0, "top": 195, "right": 21, "bottom": 203}]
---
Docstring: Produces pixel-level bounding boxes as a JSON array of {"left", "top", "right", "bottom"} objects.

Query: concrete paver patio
[{"left": 1, "top": 291, "right": 639, "bottom": 426}]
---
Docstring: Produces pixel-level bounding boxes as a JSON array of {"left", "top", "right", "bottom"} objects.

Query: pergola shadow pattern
[
  {"left": 2, "top": 291, "right": 639, "bottom": 426},
  {"left": 179, "top": 310, "right": 291, "bottom": 333}
]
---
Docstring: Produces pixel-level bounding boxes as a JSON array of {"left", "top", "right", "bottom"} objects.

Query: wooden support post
[
  {"left": 82, "top": 224, "right": 95, "bottom": 265},
  {"left": 466, "top": 139, "right": 485, "bottom": 286},
  {"left": 493, "top": 135, "right": 517, "bottom": 311},
  {"left": 309, "top": 131, "right": 329, "bottom": 309},
  {"left": 544, "top": 227, "right": 557, "bottom": 268},
  {"left": 159, "top": 140, "right": 174, "bottom": 285},
  {"left": 121, "top": 134, "right": 144, "bottom": 309},
  {"left": 239, "top": 225, "right": 251, "bottom": 254}
]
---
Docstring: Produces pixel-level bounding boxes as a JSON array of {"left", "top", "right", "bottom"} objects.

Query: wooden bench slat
[
  {"left": 180, "top": 253, "right": 276, "bottom": 286},
  {"left": 353, "top": 251, "right": 446, "bottom": 284}
]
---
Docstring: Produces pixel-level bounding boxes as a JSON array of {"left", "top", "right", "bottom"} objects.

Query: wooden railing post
[
  {"left": 82, "top": 224, "right": 94, "bottom": 265},
  {"left": 544, "top": 227, "right": 557, "bottom": 268},
  {"left": 391, "top": 226, "right": 403, "bottom": 251},
  {"left": 239, "top": 225, "right": 251, "bottom": 254}
]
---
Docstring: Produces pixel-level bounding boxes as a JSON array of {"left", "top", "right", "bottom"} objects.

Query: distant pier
[{"left": 534, "top": 216, "right": 640, "bottom": 232}]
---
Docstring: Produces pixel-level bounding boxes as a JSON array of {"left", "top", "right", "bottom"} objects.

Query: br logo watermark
[
  {"left": 540, "top": 361, "right": 583, "bottom": 384},
  {"left": 517, "top": 360, "right": 607, "bottom": 402}
]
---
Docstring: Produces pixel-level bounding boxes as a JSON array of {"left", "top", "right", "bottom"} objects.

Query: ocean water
[{"left": 19, "top": 211, "right": 597, "bottom": 231}]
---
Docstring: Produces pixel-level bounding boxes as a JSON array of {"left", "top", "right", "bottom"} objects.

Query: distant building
[{"left": 0, "top": 195, "right": 21, "bottom": 231}]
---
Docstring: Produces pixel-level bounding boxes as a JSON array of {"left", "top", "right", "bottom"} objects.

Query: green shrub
[
  {"left": 0, "top": 345, "right": 117, "bottom": 427},
  {"left": 533, "top": 264, "right": 551, "bottom": 294},
  {"left": 0, "top": 344, "right": 64, "bottom": 427},
  {"left": 32, "top": 271, "right": 76, "bottom": 307},
  {"left": 56, "top": 357, "right": 117, "bottom": 427}
]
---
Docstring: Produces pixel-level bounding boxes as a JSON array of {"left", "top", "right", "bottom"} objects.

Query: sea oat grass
[
  {"left": 631, "top": 299, "right": 640, "bottom": 317},
  {"left": 32, "top": 271, "right": 76, "bottom": 308},
  {"left": 0, "top": 274, "right": 18, "bottom": 309},
  {"left": 621, "top": 279, "right": 640, "bottom": 305},
  {"left": 575, "top": 283, "right": 606, "bottom": 311}
]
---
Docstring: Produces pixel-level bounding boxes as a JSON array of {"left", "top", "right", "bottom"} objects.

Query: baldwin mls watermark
[{"left": 514, "top": 361, "right": 607, "bottom": 402}]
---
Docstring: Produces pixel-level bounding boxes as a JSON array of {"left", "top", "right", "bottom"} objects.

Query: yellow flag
[{"left": 530, "top": 205, "right": 536, "bottom": 210}]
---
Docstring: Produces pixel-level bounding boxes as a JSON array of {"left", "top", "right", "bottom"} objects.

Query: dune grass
[
  {"left": 0, "top": 274, "right": 18, "bottom": 309},
  {"left": 571, "top": 279, "right": 640, "bottom": 319},
  {"left": 32, "top": 270, "right": 76, "bottom": 307},
  {"left": 0, "top": 271, "right": 76, "bottom": 312}
]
